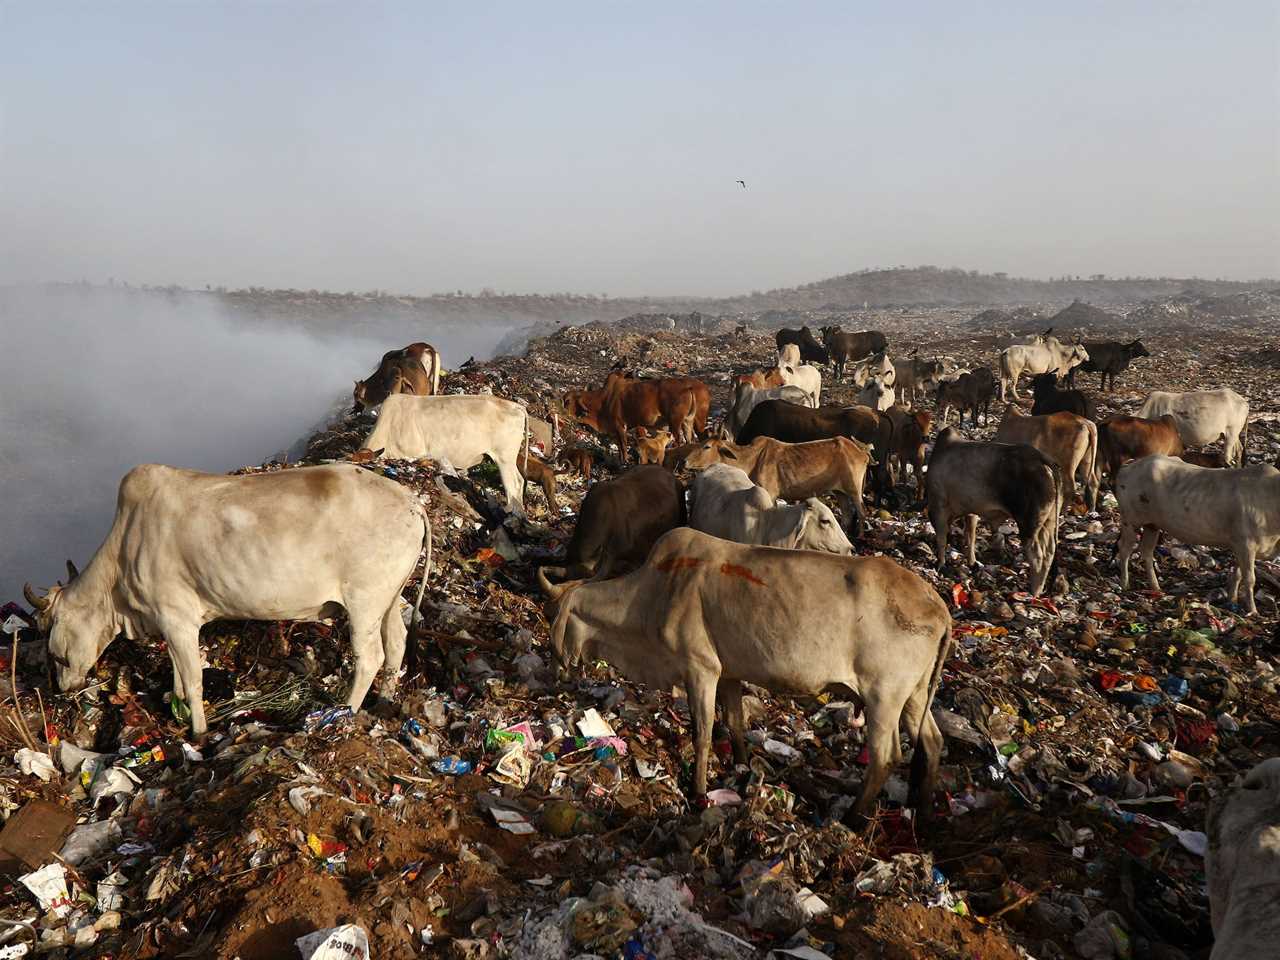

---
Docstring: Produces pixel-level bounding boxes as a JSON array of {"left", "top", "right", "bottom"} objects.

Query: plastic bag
[{"left": 295, "top": 924, "right": 371, "bottom": 960}]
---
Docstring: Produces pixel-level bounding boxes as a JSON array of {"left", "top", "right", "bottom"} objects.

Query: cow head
[
  {"left": 352, "top": 379, "right": 371, "bottom": 414},
  {"left": 1031, "top": 372, "right": 1059, "bottom": 393},
  {"left": 1068, "top": 343, "right": 1089, "bottom": 365},
  {"left": 25, "top": 567, "right": 114, "bottom": 692},
  {"left": 1127, "top": 340, "right": 1150, "bottom": 359},
  {"left": 820, "top": 325, "right": 838, "bottom": 344},
  {"left": 684, "top": 440, "right": 733, "bottom": 471},
  {"left": 792, "top": 500, "right": 854, "bottom": 555}
]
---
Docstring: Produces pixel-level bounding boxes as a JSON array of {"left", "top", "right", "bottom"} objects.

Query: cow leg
[
  {"left": 1026, "top": 518, "right": 1055, "bottom": 597},
  {"left": 160, "top": 619, "right": 206, "bottom": 736},
  {"left": 900, "top": 682, "right": 943, "bottom": 816},
  {"left": 686, "top": 671, "right": 719, "bottom": 796},
  {"left": 379, "top": 602, "right": 408, "bottom": 697},
  {"left": 1117, "top": 524, "right": 1139, "bottom": 588},
  {"left": 719, "top": 678, "right": 748, "bottom": 765},
  {"left": 1234, "top": 543, "right": 1258, "bottom": 615},
  {"left": 965, "top": 514, "right": 979, "bottom": 565},
  {"left": 1140, "top": 527, "right": 1162, "bottom": 593},
  {"left": 345, "top": 604, "right": 386, "bottom": 714},
  {"left": 495, "top": 456, "right": 526, "bottom": 517},
  {"left": 929, "top": 506, "right": 950, "bottom": 568},
  {"left": 166, "top": 645, "right": 186, "bottom": 702},
  {"left": 854, "top": 693, "right": 909, "bottom": 820}
]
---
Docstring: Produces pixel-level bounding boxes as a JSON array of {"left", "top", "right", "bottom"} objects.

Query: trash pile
[{"left": 0, "top": 300, "right": 1275, "bottom": 959}]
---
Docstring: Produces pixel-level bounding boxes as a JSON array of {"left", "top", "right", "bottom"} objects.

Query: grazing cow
[
  {"left": 995, "top": 406, "right": 1099, "bottom": 511},
  {"left": 690, "top": 464, "right": 853, "bottom": 554},
  {"left": 1096, "top": 415, "right": 1185, "bottom": 487},
  {"left": 884, "top": 406, "right": 931, "bottom": 501},
  {"left": 353, "top": 342, "right": 441, "bottom": 412},
  {"left": 735, "top": 399, "right": 893, "bottom": 504},
  {"left": 565, "top": 372, "right": 711, "bottom": 461},
  {"left": 925, "top": 428, "right": 1062, "bottom": 596},
  {"left": 1115, "top": 455, "right": 1279, "bottom": 616},
  {"left": 1030, "top": 372, "right": 1098, "bottom": 421},
  {"left": 24, "top": 464, "right": 431, "bottom": 735},
  {"left": 685, "top": 436, "right": 871, "bottom": 535},
  {"left": 544, "top": 465, "right": 686, "bottom": 582},
  {"left": 856, "top": 377, "right": 895, "bottom": 412},
  {"left": 777, "top": 343, "right": 801, "bottom": 368},
  {"left": 357, "top": 394, "right": 529, "bottom": 514},
  {"left": 821, "top": 327, "right": 888, "bottom": 380},
  {"left": 517, "top": 451, "right": 558, "bottom": 510},
  {"left": 775, "top": 326, "right": 829, "bottom": 364},
  {"left": 723, "top": 381, "right": 810, "bottom": 440},
  {"left": 558, "top": 445, "right": 596, "bottom": 479},
  {"left": 539, "top": 527, "right": 950, "bottom": 819},
  {"left": 935, "top": 369, "right": 996, "bottom": 427},
  {"left": 893, "top": 355, "right": 946, "bottom": 405},
  {"left": 1066, "top": 339, "right": 1150, "bottom": 391},
  {"left": 999, "top": 336, "right": 1089, "bottom": 399},
  {"left": 777, "top": 363, "right": 822, "bottom": 407},
  {"left": 848, "top": 351, "right": 896, "bottom": 388},
  {"left": 663, "top": 441, "right": 701, "bottom": 471},
  {"left": 636, "top": 429, "right": 674, "bottom": 465},
  {"left": 1137, "top": 388, "right": 1250, "bottom": 467},
  {"left": 1206, "top": 758, "right": 1280, "bottom": 960},
  {"left": 1180, "top": 450, "right": 1228, "bottom": 469}
]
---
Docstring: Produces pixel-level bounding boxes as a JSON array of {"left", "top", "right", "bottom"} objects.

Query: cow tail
[
  {"left": 998, "top": 350, "right": 1011, "bottom": 399},
  {"left": 1084, "top": 421, "right": 1098, "bottom": 506},
  {"left": 428, "top": 346, "right": 440, "bottom": 396},
  {"left": 909, "top": 618, "right": 951, "bottom": 806},
  {"left": 1046, "top": 461, "right": 1063, "bottom": 584},
  {"left": 410, "top": 509, "right": 433, "bottom": 639},
  {"left": 1239, "top": 416, "right": 1249, "bottom": 466}
]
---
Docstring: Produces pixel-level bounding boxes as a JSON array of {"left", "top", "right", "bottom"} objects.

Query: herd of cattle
[{"left": 16, "top": 324, "right": 1279, "bottom": 949}]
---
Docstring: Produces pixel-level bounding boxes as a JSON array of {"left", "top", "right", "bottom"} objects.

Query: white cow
[
  {"left": 856, "top": 377, "right": 895, "bottom": 412},
  {"left": 1206, "top": 758, "right": 1280, "bottom": 960},
  {"left": 849, "top": 351, "right": 896, "bottom": 389},
  {"left": 722, "top": 381, "right": 810, "bottom": 439},
  {"left": 1137, "top": 388, "right": 1250, "bottom": 467},
  {"left": 1116, "top": 455, "right": 1280, "bottom": 615},
  {"left": 999, "top": 337, "right": 1089, "bottom": 400},
  {"left": 690, "top": 463, "right": 853, "bottom": 554},
  {"left": 777, "top": 363, "right": 822, "bottom": 408},
  {"left": 360, "top": 394, "right": 529, "bottom": 513},
  {"left": 24, "top": 464, "right": 431, "bottom": 735},
  {"left": 777, "top": 343, "right": 801, "bottom": 368}
]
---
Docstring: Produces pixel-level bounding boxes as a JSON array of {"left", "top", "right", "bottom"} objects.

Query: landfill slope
[{"left": 0, "top": 299, "right": 1276, "bottom": 959}]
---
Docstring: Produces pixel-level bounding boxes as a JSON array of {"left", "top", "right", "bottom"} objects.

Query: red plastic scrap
[
  {"left": 951, "top": 583, "right": 970, "bottom": 609},
  {"left": 1095, "top": 670, "right": 1125, "bottom": 691}
]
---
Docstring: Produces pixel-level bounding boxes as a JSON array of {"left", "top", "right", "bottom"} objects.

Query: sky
[{"left": 1, "top": 2, "right": 1277, "bottom": 297}]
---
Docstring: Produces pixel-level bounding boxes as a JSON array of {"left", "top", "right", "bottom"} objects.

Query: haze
[{"left": 2, "top": 2, "right": 1277, "bottom": 298}]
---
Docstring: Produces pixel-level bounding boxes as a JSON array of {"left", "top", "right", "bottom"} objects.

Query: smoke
[{"left": 0, "top": 285, "right": 520, "bottom": 601}]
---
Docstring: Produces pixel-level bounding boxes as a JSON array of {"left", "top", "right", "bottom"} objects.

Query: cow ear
[
  {"left": 788, "top": 505, "right": 812, "bottom": 548},
  {"left": 65, "top": 560, "right": 79, "bottom": 582},
  {"left": 721, "top": 447, "right": 738, "bottom": 460}
]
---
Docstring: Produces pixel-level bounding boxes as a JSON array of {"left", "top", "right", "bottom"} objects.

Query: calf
[
  {"left": 636, "top": 429, "right": 674, "bottom": 465},
  {"left": 353, "top": 341, "right": 441, "bottom": 412},
  {"left": 893, "top": 355, "right": 945, "bottom": 405},
  {"left": 1137, "top": 388, "right": 1250, "bottom": 466},
  {"left": 925, "top": 428, "right": 1062, "bottom": 595},
  {"left": 1180, "top": 450, "right": 1228, "bottom": 469},
  {"left": 540, "top": 526, "right": 950, "bottom": 819},
  {"left": 995, "top": 406, "right": 1099, "bottom": 511},
  {"left": 821, "top": 327, "right": 888, "bottom": 380},
  {"left": 1115, "top": 455, "right": 1280, "bottom": 616},
  {"left": 777, "top": 343, "right": 801, "bottom": 368},
  {"left": 1096, "top": 415, "right": 1185, "bottom": 487},
  {"left": 1030, "top": 372, "right": 1098, "bottom": 421},
  {"left": 1206, "top": 758, "right": 1280, "bottom": 960},
  {"left": 935, "top": 369, "right": 995, "bottom": 427},
  {"left": 545, "top": 465, "right": 686, "bottom": 582},
  {"left": 775, "top": 326, "right": 829, "bottom": 364},
  {"left": 1067, "top": 339, "right": 1150, "bottom": 392},
  {"left": 690, "top": 463, "right": 853, "bottom": 553},
  {"left": 856, "top": 376, "right": 895, "bottom": 412},
  {"left": 517, "top": 451, "right": 559, "bottom": 511},
  {"left": 684, "top": 435, "right": 871, "bottom": 535},
  {"left": 777, "top": 363, "right": 822, "bottom": 407},
  {"left": 722, "top": 381, "right": 810, "bottom": 439},
  {"left": 884, "top": 406, "right": 931, "bottom": 501}
]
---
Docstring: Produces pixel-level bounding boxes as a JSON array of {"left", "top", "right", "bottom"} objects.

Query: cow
[
  {"left": 775, "top": 327, "right": 829, "bottom": 364},
  {"left": 558, "top": 445, "right": 596, "bottom": 480},
  {"left": 723, "top": 381, "right": 810, "bottom": 440},
  {"left": 1115, "top": 455, "right": 1279, "bottom": 616},
  {"left": 734, "top": 400, "right": 894, "bottom": 506},
  {"left": 565, "top": 373, "right": 711, "bottom": 462},
  {"left": 517, "top": 451, "right": 558, "bottom": 510},
  {"left": 734, "top": 368, "right": 786, "bottom": 390},
  {"left": 1137, "top": 388, "right": 1250, "bottom": 467},
  {"left": 777, "top": 363, "right": 822, "bottom": 408},
  {"left": 893, "top": 355, "right": 946, "bottom": 405},
  {"left": 690, "top": 464, "right": 853, "bottom": 554},
  {"left": 777, "top": 343, "right": 801, "bottom": 368},
  {"left": 1206, "top": 758, "right": 1280, "bottom": 960},
  {"left": 1066, "top": 339, "right": 1150, "bottom": 392},
  {"left": 1096, "top": 415, "right": 1185, "bottom": 487},
  {"left": 848, "top": 351, "right": 896, "bottom": 389},
  {"left": 663, "top": 441, "right": 701, "bottom": 471},
  {"left": 999, "top": 336, "right": 1089, "bottom": 400},
  {"left": 925, "top": 428, "right": 1062, "bottom": 596},
  {"left": 856, "top": 377, "right": 895, "bottom": 412},
  {"left": 820, "top": 327, "right": 888, "bottom": 380},
  {"left": 935, "top": 369, "right": 996, "bottom": 428},
  {"left": 353, "top": 342, "right": 441, "bottom": 412},
  {"left": 356, "top": 394, "right": 529, "bottom": 514},
  {"left": 1030, "top": 372, "right": 1098, "bottom": 421},
  {"left": 538, "top": 526, "right": 950, "bottom": 820},
  {"left": 884, "top": 406, "right": 931, "bottom": 501},
  {"left": 636, "top": 429, "right": 674, "bottom": 466},
  {"left": 1180, "top": 450, "right": 1229, "bottom": 469},
  {"left": 995, "top": 406, "right": 1099, "bottom": 511},
  {"left": 543, "top": 465, "right": 686, "bottom": 582},
  {"left": 24, "top": 464, "right": 431, "bottom": 736},
  {"left": 684, "top": 436, "right": 872, "bottom": 536}
]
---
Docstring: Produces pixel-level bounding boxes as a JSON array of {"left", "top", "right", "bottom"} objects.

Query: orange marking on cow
[
  {"left": 720, "top": 562, "right": 765, "bottom": 586},
  {"left": 656, "top": 556, "right": 702, "bottom": 572}
]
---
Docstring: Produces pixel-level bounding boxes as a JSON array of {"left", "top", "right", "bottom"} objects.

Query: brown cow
[
  {"left": 353, "top": 342, "right": 441, "bottom": 412},
  {"left": 1179, "top": 450, "right": 1228, "bottom": 469},
  {"left": 884, "top": 406, "right": 931, "bottom": 501},
  {"left": 684, "top": 435, "right": 871, "bottom": 535},
  {"left": 1096, "top": 415, "right": 1184, "bottom": 487},
  {"left": 995, "top": 406, "right": 1099, "bottom": 511},
  {"left": 734, "top": 368, "right": 785, "bottom": 389},
  {"left": 564, "top": 372, "right": 710, "bottom": 462},
  {"left": 517, "top": 451, "right": 558, "bottom": 511}
]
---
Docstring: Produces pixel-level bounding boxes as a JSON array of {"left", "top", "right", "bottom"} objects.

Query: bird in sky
[{"left": 736, "top": 180, "right": 747, "bottom": 189}]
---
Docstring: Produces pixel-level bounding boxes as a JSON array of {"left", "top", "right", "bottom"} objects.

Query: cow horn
[
  {"left": 65, "top": 560, "right": 79, "bottom": 582},
  {"left": 536, "top": 566, "right": 568, "bottom": 600},
  {"left": 23, "top": 583, "right": 49, "bottom": 612}
]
